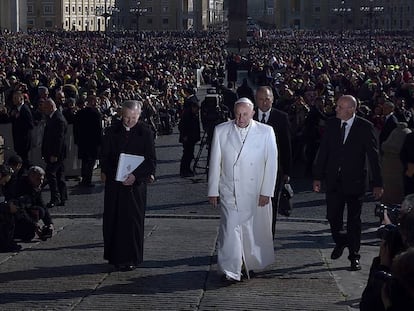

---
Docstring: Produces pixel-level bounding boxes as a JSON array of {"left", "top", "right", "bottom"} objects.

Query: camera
[
  {"left": 374, "top": 203, "right": 401, "bottom": 224},
  {"left": 200, "top": 88, "right": 229, "bottom": 140}
]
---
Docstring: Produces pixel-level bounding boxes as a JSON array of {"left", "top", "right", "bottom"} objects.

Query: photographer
[
  {"left": 381, "top": 247, "right": 414, "bottom": 311},
  {"left": 360, "top": 194, "right": 414, "bottom": 311},
  {"left": 5, "top": 166, "right": 54, "bottom": 242},
  {"left": 0, "top": 164, "right": 21, "bottom": 252}
]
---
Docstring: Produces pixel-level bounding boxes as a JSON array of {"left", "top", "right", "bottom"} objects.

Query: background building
[
  {"left": 272, "top": 0, "right": 413, "bottom": 32},
  {"left": 0, "top": 0, "right": 26, "bottom": 32}
]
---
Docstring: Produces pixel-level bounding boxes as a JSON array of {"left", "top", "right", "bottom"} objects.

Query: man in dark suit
[
  {"left": 313, "top": 95, "right": 383, "bottom": 271},
  {"left": 10, "top": 90, "right": 34, "bottom": 169},
  {"left": 254, "top": 86, "right": 292, "bottom": 237},
  {"left": 74, "top": 95, "right": 102, "bottom": 187},
  {"left": 39, "top": 98, "right": 68, "bottom": 207},
  {"left": 379, "top": 100, "right": 398, "bottom": 148}
]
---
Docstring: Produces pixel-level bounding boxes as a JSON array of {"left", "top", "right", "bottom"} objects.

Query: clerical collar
[{"left": 123, "top": 125, "right": 131, "bottom": 131}]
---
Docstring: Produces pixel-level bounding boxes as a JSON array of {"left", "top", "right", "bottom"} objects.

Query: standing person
[
  {"left": 208, "top": 97, "right": 278, "bottom": 283},
  {"left": 400, "top": 131, "right": 414, "bottom": 195},
  {"left": 39, "top": 98, "right": 68, "bottom": 207},
  {"left": 313, "top": 95, "right": 383, "bottom": 271},
  {"left": 9, "top": 90, "right": 34, "bottom": 169},
  {"left": 379, "top": 101, "right": 398, "bottom": 148},
  {"left": 74, "top": 95, "right": 102, "bottom": 187},
  {"left": 100, "top": 100, "right": 156, "bottom": 271},
  {"left": 254, "top": 86, "right": 292, "bottom": 235},
  {"left": 178, "top": 99, "right": 200, "bottom": 177}
]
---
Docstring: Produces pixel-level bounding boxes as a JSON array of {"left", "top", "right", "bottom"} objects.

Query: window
[
  {"left": 162, "top": 7, "right": 168, "bottom": 13},
  {"left": 162, "top": 18, "right": 168, "bottom": 25},
  {"left": 27, "top": 5, "right": 33, "bottom": 14},
  {"left": 44, "top": 5, "right": 53, "bottom": 14},
  {"left": 45, "top": 20, "right": 53, "bottom": 28},
  {"left": 65, "top": 20, "right": 69, "bottom": 27},
  {"left": 27, "top": 20, "right": 34, "bottom": 26},
  {"left": 147, "top": 18, "right": 153, "bottom": 24},
  {"left": 72, "top": 6, "right": 75, "bottom": 13},
  {"left": 65, "top": 6, "right": 69, "bottom": 13}
]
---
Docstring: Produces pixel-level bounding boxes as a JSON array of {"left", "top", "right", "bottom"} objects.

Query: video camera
[{"left": 200, "top": 88, "right": 229, "bottom": 140}]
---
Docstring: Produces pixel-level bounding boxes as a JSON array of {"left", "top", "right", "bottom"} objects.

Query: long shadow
[
  {"left": 24, "top": 242, "right": 104, "bottom": 252},
  {"left": 0, "top": 263, "right": 110, "bottom": 284},
  {"left": 147, "top": 200, "right": 210, "bottom": 211},
  {"left": 140, "top": 255, "right": 214, "bottom": 268},
  {"left": 0, "top": 270, "right": 212, "bottom": 305},
  {"left": 292, "top": 199, "right": 327, "bottom": 209}
]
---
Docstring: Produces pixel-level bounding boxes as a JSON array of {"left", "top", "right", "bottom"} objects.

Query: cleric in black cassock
[{"left": 100, "top": 100, "right": 156, "bottom": 271}]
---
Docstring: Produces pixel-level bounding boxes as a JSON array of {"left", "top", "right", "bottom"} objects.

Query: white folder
[{"left": 115, "top": 153, "right": 144, "bottom": 182}]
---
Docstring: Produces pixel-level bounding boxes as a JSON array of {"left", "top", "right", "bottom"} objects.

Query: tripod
[{"left": 193, "top": 131, "right": 209, "bottom": 174}]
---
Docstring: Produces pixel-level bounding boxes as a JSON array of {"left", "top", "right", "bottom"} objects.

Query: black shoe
[
  {"left": 180, "top": 171, "right": 195, "bottom": 178},
  {"left": 0, "top": 243, "right": 22, "bottom": 253},
  {"left": 350, "top": 259, "right": 361, "bottom": 271},
  {"left": 117, "top": 265, "right": 137, "bottom": 272},
  {"left": 331, "top": 244, "right": 347, "bottom": 260},
  {"left": 38, "top": 225, "right": 53, "bottom": 241}
]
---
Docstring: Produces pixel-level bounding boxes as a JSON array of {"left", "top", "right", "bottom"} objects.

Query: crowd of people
[{"left": 0, "top": 29, "right": 414, "bottom": 309}]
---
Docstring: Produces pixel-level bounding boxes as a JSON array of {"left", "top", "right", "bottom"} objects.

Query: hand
[
  {"left": 283, "top": 175, "right": 290, "bottom": 183},
  {"left": 101, "top": 172, "right": 106, "bottom": 183},
  {"left": 147, "top": 174, "right": 155, "bottom": 183},
  {"left": 50, "top": 156, "right": 58, "bottom": 163},
  {"left": 373, "top": 187, "right": 384, "bottom": 200},
  {"left": 258, "top": 195, "right": 270, "bottom": 207},
  {"left": 209, "top": 196, "right": 218, "bottom": 208},
  {"left": 313, "top": 180, "right": 321, "bottom": 193},
  {"left": 122, "top": 173, "right": 136, "bottom": 186}
]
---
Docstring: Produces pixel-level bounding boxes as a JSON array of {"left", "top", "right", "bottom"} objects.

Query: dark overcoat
[{"left": 100, "top": 121, "right": 156, "bottom": 266}]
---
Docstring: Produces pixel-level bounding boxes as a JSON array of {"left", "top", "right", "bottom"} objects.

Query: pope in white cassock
[{"left": 208, "top": 97, "right": 278, "bottom": 283}]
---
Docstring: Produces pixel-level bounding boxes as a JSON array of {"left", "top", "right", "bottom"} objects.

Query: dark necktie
[
  {"left": 341, "top": 122, "right": 347, "bottom": 144},
  {"left": 261, "top": 113, "right": 266, "bottom": 123}
]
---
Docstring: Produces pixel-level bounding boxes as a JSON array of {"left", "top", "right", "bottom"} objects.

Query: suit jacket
[
  {"left": 11, "top": 103, "right": 34, "bottom": 153},
  {"left": 254, "top": 107, "right": 292, "bottom": 177},
  {"left": 379, "top": 114, "right": 398, "bottom": 147},
  {"left": 41, "top": 110, "right": 68, "bottom": 160},
  {"left": 313, "top": 116, "right": 382, "bottom": 195},
  {"left": 73, "top": 106, "right": 102, "bottom": 159}
]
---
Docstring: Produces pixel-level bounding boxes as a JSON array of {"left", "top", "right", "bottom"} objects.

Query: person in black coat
[
  {"left": 39, "top": 98, "right": 68, "bottom": 206},
  {"left": 236, "top": 78, "right": 254, "bottom": 103},
  {"left": 313, "top": 95, "right": 383, "bottom": 271},
  {"left": 178, "top": 94, "right": 201, "bottom": 177},
  {"left": 9, "top": 90, "right": 34, "bottom": 169},
  {"left": 400, "top": 131, "right": 414, "bottom": 195},
  {"left": 74, "top": 95, "right": 102, "bottom": 187},
  {"left": 100, "top": 100, "right": 156, "bottom": 271},
  {"left": 379, "top": 101, "right": 398, "bottom": 148},
  {"left": 254, "top": 86, "right": 292, "bottom": 237}
]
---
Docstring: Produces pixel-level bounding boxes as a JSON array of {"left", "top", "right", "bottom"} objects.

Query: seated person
[
  {"left": 360, "top": 194, "right": 414, "bottom": 311},
  {"left": 0, "top": 164, "right": 21, "bottom": 252},
  {"left": 6, "top": 166, "right": 54, "bottom": 242}
]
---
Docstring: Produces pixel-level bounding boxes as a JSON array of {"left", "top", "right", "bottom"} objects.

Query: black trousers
[
  {"left": 180, "top": 141, "right": 196, "bottom": 173},
  {"left": 81, "top": 157, "right": 96, "bottom": 184},
  {"left": 45, "top": 160, "right": 67, "bottom": 203},
  {"left": 326, "top": 188, "right": 363, "bottom": 261},
  {"left": 271, "top": 174, "right": 283, "bottom": 238}
]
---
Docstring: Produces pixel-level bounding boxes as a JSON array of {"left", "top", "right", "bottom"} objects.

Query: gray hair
[
  {"left": 28, "top": 166, "right": 45, "bottom": 176},
  {"left": 402, "top": 194, "right": 414, "bottom": 212},
  {"left": 122, "top": 100, "right": 142, "bottom": 112}
]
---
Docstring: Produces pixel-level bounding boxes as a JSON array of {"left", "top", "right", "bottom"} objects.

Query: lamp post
[
  {"left": 360, "top": 0, "right": 384, "bottom": 50},
  {"left": 332, "top": 1, "right": 352, "bottom": 41},
  {"left": 130, "top": 1, "right": 148, "bottom": 32}
]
